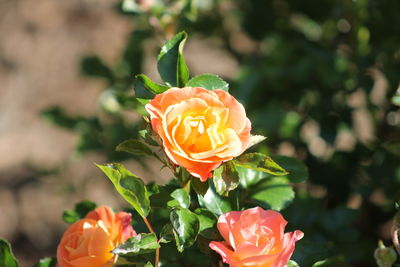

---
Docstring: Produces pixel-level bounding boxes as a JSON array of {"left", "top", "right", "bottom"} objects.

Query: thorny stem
[{"left": 142, "top": 216, "right": 160, "bottom": 267}]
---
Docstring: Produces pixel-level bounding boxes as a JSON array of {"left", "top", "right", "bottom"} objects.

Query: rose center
[{"left": 186, "top": 116, "right": 206, "bottom": 134}]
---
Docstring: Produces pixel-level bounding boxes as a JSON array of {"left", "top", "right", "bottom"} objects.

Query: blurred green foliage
[{"left": 42, "top": 0, "right": 400, "bottom": 266}]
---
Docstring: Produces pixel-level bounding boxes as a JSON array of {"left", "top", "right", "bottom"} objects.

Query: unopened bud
[{"left": 374, "top": 240, "right": 397, "bottom": 267}]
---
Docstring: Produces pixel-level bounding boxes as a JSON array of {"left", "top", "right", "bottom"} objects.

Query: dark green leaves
[
  {"left": 235, "top": 153, "right": 288, "bottom": 176},
  {"left": 170, "top": 208, "right": 200, "bottom": 252},
  {"left": 170, "top": 189, "right": 191, "bottom": 209},
  {"left": 0, "top": 239, "right": 19, "bottom": 267},
  {"left": 248, "top": 177, "right": 294, "bottom": 211},
  {"left": 186, "top": 74, "right": 229, "bottom": 91},
  {"left": 112, "top": 233, "right": 160, "bottom": 256},
  {"left": 271, "top": 155, "right": 309, "bottom": 183},
  {"left": 157, "top": 32, "right": 189, "bottom": 87},
  {"left": 80, "top": 55, "right": 113, "bottom": 82},
  {"left": 194, "top": 208, "right": 218, "bottom": 238},
  {"left": 213, "top": 162, "right": 240, "bottom": 196},
  {"left": 116, "top": 139, "right": 154, "bottom": 156},
  {"left": 198, "top": 183, "right": 232, "bottom": 216},
  {"left": 34, "top": 258, "right": 57, "bottom": 267},
  {"left": 134, "top": 74, "right": 169, "bottom": 99},
  {"left": 237, "top": 166, "right": 266, "bottom": 188},
  {"left": 97, "top": 163, "right": 150, "bottom": 217},
  {"left": 62, "top": 200, "right": 97, "bottom": 224}
]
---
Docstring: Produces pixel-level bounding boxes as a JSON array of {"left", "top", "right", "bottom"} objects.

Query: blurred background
[{"left": 1, "top": 0, "right": 400, "bottom": 266}]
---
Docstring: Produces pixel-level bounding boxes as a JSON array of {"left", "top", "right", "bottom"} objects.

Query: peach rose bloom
[
  {"left": 209, "top": 207, "right": 303, "bottom": 267},
  {"left": 57, "top": 206, "right": 136, "bottom": 267},
  {"left": 145, "top": 87, "right": 251, "bottom": 181}
]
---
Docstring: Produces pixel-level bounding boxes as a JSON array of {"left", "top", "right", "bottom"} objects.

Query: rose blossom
[
  {"left": 209, "top": 207, "right": 303, "bottom": 267},
  {"left": 145, "top": 87, "right": 251, "bottom": 181},
  {"left": 57, "top": 206, "right": 136, "bottom": 267}
]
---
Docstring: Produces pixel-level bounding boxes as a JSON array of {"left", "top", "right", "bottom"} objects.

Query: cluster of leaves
[{"left": 89, "top": 33, "right": 309, "bottom": 266}]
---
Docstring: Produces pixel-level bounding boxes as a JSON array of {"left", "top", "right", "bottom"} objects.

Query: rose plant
[{"left": 1, "top": 32, "right": 313, "bottom": 267}]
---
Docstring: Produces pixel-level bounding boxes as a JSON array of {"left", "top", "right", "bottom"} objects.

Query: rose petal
[{"left": 209, "top": 241, "right": 234, "bottom": 264}]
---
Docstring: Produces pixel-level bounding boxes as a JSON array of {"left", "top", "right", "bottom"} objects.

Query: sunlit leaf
[
  {"left": 197, "top": 182, "right": 232, "bottom": 216},
  {"left": 96, "top": 163, "right": 150, "bottom": 217},
  {"left": 134, "top": 74, "right": 169, "bottom": 99},
  {"left": 157, "top": 32, "right": 190, "bottom": 87},
  {"left": 247, "top": 177, "right": 294, "bottom": 211},
  {"left": 112, "top": 233, "right": 160, "bottom": 256},
  {"left": 186, "top": 74, "right": 229, "bottom": 91},
  {"left": 170, "top": 189, "right": 191, "bottom": 209},
  {"left": 234, "top": 153, "right": 288, "bottom": 176},
  {"left": 0, "top": 239, "right": 19, "bottom": 267},
  {"left": 170, "top": 208, "right": 200, "bottom": 252},
  {"left": 213, "top": 162, "right": 240, "bottom": 196}
]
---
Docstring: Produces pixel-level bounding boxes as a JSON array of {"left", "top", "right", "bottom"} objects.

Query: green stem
[{"left": 142, "top": 216, "right": 160, "bottom": 267}]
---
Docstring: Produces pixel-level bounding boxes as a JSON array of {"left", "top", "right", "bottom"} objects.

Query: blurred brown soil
[{"left": 0, "top": 0, "right": 133, "bottom": 265}]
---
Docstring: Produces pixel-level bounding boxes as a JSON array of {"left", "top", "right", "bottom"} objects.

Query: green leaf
[
  {"left": 134, "top": 74, "right": 169, "bottom": 99},
  {"left": 170, "top": 208, "right": 200, "bottom": 252},
  {"left": 186, "top": 74, "right": 229, "bottom": 91},
  {"left": 271, "top": 155, "right": 309, "bottom": 183},
  {"left": 170, "top": 189, "right": 191, "bottom": 209},
  {"left": 96, "top": 163, "right": 150, "bottom": 217},
  {"left": 234, "top": 153, "right": 288, "bottom": 176},
  {"left": 62, "top": 200, "right": 97, "bottom": 224},
  {"left": 116, "top": 139, "right": 154, "bottom": 156},
  {"left": 62, "top": 210, "right": 80, "bottom": 224},
  {"left": 248, "top": 177, "right": 294, "bottom": 211},
  {"left": 246, "top": 135, "right": 267, "bottom": 150},
  {"left": 287, "top": 260, "right": 300, "bottom": 267},
  {"left": 311, "top": 257, "right": 352, "bottom": 267},
  {"left": 41, "top": 107, "right": 81, "bottom": 130},
  {"left": 112, "top": 233, "right": 160, "bottom": 256},
  {"left": 138, "top": 129, "right": 159, "bottom": 146},
  {"left": 34, "top": 258, "right": 57, "bottom": 267},
  {"left": 157, "top": 32, "right": 189, "bottom": 87},
  {"left": 0, "top": 239, "right": 19, "bottom": 267},
  {"left": 213, "top": 162, "right": 240, "bottom": 196},
  {"left": 237, "top": 166, "right": 266, "bottom": 189},
  {"left": 146, "top": 182, "right": 160, "bottom": 197},
  {"left": 80, "top": 56, "right": 113, "bottom": 82},
  {"left": 145, "top": 262, "right": 154, "bottom": 267},
  {"left": 197, "top": 182, "right": 232, "bottom": 216},
  {"left": 191, "top": 176, "right": 209, "bottom": 195},
  {"left": 159, "top": 223, "right": 175, "bottom": 243},
  {"left": 194, "top": 208, "right": 218, "bottom": 239}
]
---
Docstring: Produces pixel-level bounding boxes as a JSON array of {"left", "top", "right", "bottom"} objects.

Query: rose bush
[
  {"left": 145, "top": 86, "right": 251, "bottom": 181},
  {"left": 209, "top": 207, "right": 303, "bottom": 267},
  {"left": 57, "top": 206, "right": 136, "bottom": 267}
]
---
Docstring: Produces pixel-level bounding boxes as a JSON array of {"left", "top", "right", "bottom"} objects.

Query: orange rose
[
  {"left": 57, "top": 206, "right": 136, "bottom": 267},
  {"left": 145, "top": 87, "right": 251, "bottom": 181},
  {"left": 209, "top": 207, "right": 303, "bottom": 267}
]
